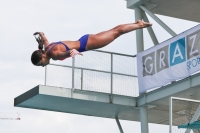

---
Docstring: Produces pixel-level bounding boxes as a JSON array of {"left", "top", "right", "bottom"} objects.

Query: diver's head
[{"left": 31, "top": 50, "right": 49, "bottom": 67}]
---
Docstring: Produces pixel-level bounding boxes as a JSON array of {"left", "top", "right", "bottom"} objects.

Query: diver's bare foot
[{"left": 137, "top": 20, "right": 152, "bottom": 28}]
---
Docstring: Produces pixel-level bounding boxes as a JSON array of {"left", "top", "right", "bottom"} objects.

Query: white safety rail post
[
  {"left": 81, "top": 69, "right": 83, "bottom": 90},
  {"left": 110, "top": 53, "right": 113, "bottom": 103},
  {"left": 72, "top": 57, "right": 75, "bottom": 98},
  {"left": 45, "top": 66, "right": 47, "bottom": 85}
]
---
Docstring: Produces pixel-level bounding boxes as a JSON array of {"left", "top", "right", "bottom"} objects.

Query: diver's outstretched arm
[
  {"left": 51, "top": 49, "right": 82, "bottom": 60},
  {"left": 39, "top": 32, "right": 49, "bottom": 47},
  {"left": 34, "top": 32, "right": 49, "bottom": 48}
]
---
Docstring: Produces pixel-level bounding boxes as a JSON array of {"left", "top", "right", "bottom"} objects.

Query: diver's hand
[
  {"left": 70, "top": 49, "right": 83, "bottom": 58},
  {"left": 33, "top": 32, "right": 44, "bottom": 36}
]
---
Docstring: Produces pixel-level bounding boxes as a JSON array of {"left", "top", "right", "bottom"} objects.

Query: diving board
[
  {"left": 14, "top": 85, "right": 138, "bottom": 119},
  {"left": 14, "top": 71, "right": 200, "bottom": 124}
]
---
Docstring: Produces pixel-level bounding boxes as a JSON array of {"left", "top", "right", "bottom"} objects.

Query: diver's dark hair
[
  {"left": 38, "top": 42, "right": 43, "bottom": 50},
  {"left": 31, "top": 50, "right": 45, "bottom": 65}
]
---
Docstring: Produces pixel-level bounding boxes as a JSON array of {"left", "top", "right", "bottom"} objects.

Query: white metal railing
[{"left": 45, "top": 50, "right": 139, "bottom": 97}]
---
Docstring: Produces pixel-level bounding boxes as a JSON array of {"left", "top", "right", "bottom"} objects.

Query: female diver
[{"left": 31, "top": 20, "right": 152, "bottom": 67}]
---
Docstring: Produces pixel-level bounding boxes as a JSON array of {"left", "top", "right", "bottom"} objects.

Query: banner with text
[{"left": 137, "top": 25, "right": 200, "bottom": 94}]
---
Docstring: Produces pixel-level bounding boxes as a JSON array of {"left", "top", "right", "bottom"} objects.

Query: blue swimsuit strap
[
  {"left": 47, "top": 41, "right": 70, "bottom": 56},
  {"left": 57, "top": 41, "right": 70, "bottom": 51}
]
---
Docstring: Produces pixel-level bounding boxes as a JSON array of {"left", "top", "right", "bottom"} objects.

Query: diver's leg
[{"left": 86, "top": 20, "right": 152, "bottom": 50}]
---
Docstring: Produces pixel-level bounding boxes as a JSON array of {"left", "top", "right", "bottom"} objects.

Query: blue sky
[{"left": 0, "top": 0, "right": 198, "bottom": 133}]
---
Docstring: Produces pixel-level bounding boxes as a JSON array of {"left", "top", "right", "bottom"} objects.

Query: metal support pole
[
  {"left": 140, "top": 106, "right": 149, "bottom": 133},
  {"left": 135, "top": 7, "right": 144, "bottom": 53},
  {"left": 142, "top": 11, "right": 159, "bottom": 45},
  {"left": 140, "top": 5, "right": 177, "bottom": 37},
  {"left": 115, "top": 117, "right": 124, "bottom": 133},
  {"left": 71, "top": 58, "right": 75, "bottom": 98},
  {"left": 110, "top": 54, "right": 113, "bottom": 103},
  {"left": 135, "top": 7, "right": 148, "bottom": 133},
  {"left": 169, "top": 97, "right": 172, "bottom": 133}
]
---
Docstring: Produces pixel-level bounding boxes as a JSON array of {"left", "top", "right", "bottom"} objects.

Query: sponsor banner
[{"left": 137, "top": 25, "right": 200, "bottom": 94}]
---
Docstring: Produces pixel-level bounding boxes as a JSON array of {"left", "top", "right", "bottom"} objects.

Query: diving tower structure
[{"left": 14, "top": 0, "right": 200, "bottom": 133}]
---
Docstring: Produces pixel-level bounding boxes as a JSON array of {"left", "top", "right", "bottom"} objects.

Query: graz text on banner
[{"left": 137, "top": 25, "right": 200, "bottom": 93}]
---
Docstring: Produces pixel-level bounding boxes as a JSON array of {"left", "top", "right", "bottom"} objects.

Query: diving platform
[
  {"left": 14, "top": 72, "right": 200, "bottom": 124},
  {"left": 14, "top": 85, "right": 138, "bottom": 120}
]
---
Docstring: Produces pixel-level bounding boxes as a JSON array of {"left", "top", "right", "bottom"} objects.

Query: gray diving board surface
[
  {"left": 14, "top": 85, "right": 139, "bottom": 120},
  {"left": 15, "top": 72, "right": 200, "bottom": 124}
]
